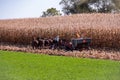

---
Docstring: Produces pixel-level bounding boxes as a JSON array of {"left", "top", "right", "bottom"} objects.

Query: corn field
[{"left": 0, "top": 13, "right": 120, "bottom": 49}]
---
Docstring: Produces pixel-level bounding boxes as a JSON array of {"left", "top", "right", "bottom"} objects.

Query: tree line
[{"left": 41, "top": 0, "right": 120, "bottom": 17}]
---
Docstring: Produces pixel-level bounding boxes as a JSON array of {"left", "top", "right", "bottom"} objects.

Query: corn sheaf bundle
[{"left": 0, "top": 13, "right": 120, "bottom": 49}]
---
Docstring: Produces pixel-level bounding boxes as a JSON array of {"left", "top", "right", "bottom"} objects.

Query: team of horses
[{"left": 31, "top": 37, "right": 73, "bottom": 51}]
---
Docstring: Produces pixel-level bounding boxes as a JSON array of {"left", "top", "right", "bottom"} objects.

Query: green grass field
[{"left": 0, "top": 50, "right": 120, "bottom": 80}]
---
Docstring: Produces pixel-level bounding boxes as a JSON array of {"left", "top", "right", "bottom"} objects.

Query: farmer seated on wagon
[
  {"left": 53, "top": 35, "right": 60, "bottom": 45},
  {"left": 54, "top": 35, "right": 59, "bottom": 42},
  {"left": 51, "top": 35, "right": 60, "bottom": 49}
]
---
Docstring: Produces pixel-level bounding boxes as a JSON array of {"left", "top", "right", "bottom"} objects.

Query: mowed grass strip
[{"left": 0, "top": 50, "right": 120, "bottom": 80}]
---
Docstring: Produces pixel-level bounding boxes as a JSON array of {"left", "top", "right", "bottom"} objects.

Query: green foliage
[
  {"left": 59, "top": 0, "right": 90, "bottom": 14},
  {"left": 88, "top": 0, "right": 118, "bottom": 13},
  {"left": 0, "top": 50, "right": 120, "bottom": 80},
  {"left": 112, "top": 0, "right": 120, "bottom": 11},
  {"left": 41, "top": 8, "right": 61, "bottom": 17},
  {"left": 59, "top": 0, "right": 120, "bottom": 14}
]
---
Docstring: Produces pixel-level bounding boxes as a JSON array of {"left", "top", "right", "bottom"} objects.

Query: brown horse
[
  {"left": 31, "top": 37, "right": 39, "bottom": 49},
  {"left": 31, "top": 37, "right": 44, "bottom": 49},
  {"left": 31, "top": 37, "right": 73, "bottom": 51}
]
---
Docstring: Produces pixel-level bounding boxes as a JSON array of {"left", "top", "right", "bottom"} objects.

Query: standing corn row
[{"left": 0, "top": 13, "right": 120, "bottom": 49}]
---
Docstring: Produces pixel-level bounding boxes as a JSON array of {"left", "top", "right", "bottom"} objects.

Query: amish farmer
[
  {"left": 51, "top": 35, "right": 60, "bottom": 49},
  {"left": 54, "top": 35, "right": 60, "bottom": 42}
]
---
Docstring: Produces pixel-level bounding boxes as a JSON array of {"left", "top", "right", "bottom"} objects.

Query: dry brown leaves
[{"left": 0, "top": 44, "right": 120, "bottom": 61}]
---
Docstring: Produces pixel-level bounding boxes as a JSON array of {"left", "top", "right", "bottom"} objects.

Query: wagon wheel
[{"left": 75, "top": 43, "right": 83, "bottom": 51}]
